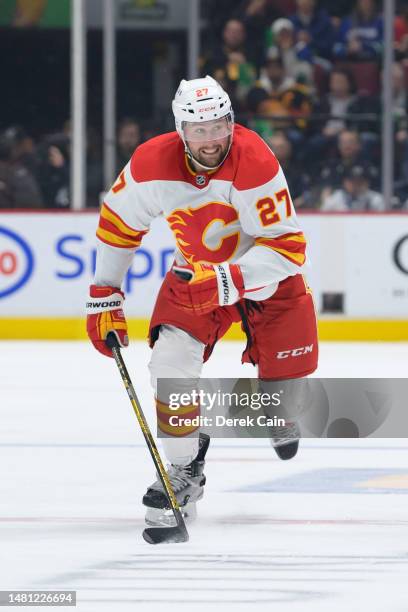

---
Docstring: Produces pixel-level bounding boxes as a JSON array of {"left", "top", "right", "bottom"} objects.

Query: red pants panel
[{"left": 149, "top": 272, "right": 318, "bottom": 379}]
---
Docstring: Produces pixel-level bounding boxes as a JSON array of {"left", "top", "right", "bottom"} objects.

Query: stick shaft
[{"left": 111, "top": 346, "right": 185, "bottom": 524}]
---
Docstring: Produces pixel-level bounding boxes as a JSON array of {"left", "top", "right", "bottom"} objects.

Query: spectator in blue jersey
[
  {"left": 333, "top": 0, "right": 383, "bottom": 61},
  {"left": 288, "top": 0, "right": 334, "bottom": 61}
]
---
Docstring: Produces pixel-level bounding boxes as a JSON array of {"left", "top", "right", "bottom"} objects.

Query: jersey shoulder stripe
[
  {"left": 255, "top": 232, "right": 306, "bottom": 266},
  {"left": 96, "top": 203, "right": 148, "bottom": 248}
]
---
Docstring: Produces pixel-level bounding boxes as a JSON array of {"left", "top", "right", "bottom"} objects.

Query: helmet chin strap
[{"left": 185, "top": 135, "right": 233, "bottom": 172}]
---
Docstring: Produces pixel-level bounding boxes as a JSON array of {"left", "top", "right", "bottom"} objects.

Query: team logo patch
[
  {"left": 196, "top": 175, "right": 206, "bottom": 186},
  {"left": 167, "top": 203, "right": 240, "bottom": 264}
]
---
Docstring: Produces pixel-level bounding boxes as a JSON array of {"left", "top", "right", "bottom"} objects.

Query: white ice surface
[{"left": 1, "top": 340, "right": 408, "bottom": 612}]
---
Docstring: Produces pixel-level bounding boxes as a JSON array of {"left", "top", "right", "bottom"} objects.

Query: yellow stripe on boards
[{"left": 0, "top": 319, "right": 408, "bottom": 341}]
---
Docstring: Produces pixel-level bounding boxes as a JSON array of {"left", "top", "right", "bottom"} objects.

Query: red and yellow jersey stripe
[
  {"left": 255, "top": 232, "right": 306, "bottom": 266},
  {"left": 96, "top": 203, "right": 148, "bottom": 249}
]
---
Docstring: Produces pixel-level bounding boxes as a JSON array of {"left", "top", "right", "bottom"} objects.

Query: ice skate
[
  {"left": 143, "top": 433, "right": 210, "bottom": 527},
  {"left": 270, "top": 421, "right": 300, "bottom": 460}
]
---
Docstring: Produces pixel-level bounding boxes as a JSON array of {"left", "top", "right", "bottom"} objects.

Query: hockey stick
[{"left": 106, "top": 332, "right": 189, "bottom": 545}]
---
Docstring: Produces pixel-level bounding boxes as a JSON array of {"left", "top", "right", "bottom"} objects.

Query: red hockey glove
[
  {"left": 170, "top": 262, "right": 244, "bottom": 316},
  {"left": 86, "top": 285, "right": 128, "bottom": 357}
]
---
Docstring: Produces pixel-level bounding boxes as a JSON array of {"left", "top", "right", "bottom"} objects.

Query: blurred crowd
[
  {"left": 201, "top": 0, "right": 408, "bottom": 210},
  {"left": 1, "top": 0, "right": 407, "bottom": 211},
  {"left": 0, "top": 118, "right": 143, "bottom": 210}
]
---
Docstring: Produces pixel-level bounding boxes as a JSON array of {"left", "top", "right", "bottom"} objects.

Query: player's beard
[{"left": 189, "top": 138, "right": 230, "bottom": 170}]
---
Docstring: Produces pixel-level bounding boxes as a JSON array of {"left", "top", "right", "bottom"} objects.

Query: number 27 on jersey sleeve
[
  {"left": 112, "top": 170, "right": 127, "bottom": 194},
  {"left": 256, "top": 188, "right": 292, "bottom": 226}
]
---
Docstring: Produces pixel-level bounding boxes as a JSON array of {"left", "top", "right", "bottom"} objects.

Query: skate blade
[
  {"left": 145, "top": 502, "right": 198, "bottom": 527},
  {"left": 271, "top": 438, "right": 300, "bottom": 448},
  {"left": 143, "top": 524, "right": 189, "bottom": 545}
]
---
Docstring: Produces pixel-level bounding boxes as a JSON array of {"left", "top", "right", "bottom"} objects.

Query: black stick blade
[{"left": 143, "top": 525, "right": 189, "bottom": 545}]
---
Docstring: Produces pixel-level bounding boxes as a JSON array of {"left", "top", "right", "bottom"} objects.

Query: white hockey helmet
[{"left": 172, "top": 76, "right": 234, "bottom": 169}]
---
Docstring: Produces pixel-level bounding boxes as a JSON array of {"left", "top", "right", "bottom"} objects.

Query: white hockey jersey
[{"left": 94, "top": 124, "right": 307, "bottom": 301}]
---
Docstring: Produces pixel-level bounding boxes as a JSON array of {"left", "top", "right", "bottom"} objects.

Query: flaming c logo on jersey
[{"left": 167, "top": 202, "right": 240, "bottom": 264}]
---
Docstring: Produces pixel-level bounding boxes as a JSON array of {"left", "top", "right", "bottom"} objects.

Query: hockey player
[{"left": 86, "top": 76, "right": 318, "bottom": 526}]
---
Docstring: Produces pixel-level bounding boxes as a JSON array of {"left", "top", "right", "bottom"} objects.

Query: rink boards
[{"left": 0, "top": 211, "right": 407, "bottom": 340}]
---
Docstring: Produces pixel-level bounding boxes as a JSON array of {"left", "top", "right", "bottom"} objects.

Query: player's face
[{"left": 184, "top": 118, "right": 231, "bottom": 169}]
